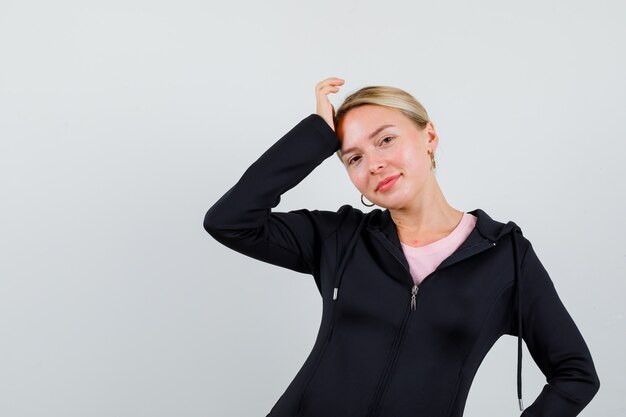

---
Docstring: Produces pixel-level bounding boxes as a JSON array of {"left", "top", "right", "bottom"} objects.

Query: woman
[{"left": 204, "top": 77, "right": 600, "bottom": 417}]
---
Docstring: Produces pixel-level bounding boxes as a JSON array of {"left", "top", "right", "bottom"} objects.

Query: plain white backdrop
[{"left": 1, "top": 1, "right": 624, "bottom": 416}]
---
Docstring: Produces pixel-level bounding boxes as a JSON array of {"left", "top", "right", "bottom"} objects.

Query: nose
[{"left": 369, "top": 155, "right": 386, "bottom": 174}]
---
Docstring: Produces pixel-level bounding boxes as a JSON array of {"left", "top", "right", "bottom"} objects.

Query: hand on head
[{"left": 315, "top": 77, "right": 345, "bottom": 132}]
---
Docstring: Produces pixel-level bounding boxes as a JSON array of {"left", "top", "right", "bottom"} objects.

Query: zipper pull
[{"left": 410, "top": 285, "right": 418, "bottom": 311}]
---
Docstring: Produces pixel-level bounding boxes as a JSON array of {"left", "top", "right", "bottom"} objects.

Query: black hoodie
[{"left": 203, "top": 113, "right": 600, "bottom": 417}]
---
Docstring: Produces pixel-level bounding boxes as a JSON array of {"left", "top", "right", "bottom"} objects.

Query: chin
[{"left": 376, "top": 192, "right": 414, "bottom": 210}]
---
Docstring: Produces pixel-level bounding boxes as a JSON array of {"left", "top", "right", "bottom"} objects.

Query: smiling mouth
[{"left": 376, "top": 175, "right": 401, "bottom": 192}]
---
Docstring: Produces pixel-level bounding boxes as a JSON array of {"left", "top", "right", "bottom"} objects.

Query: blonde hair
[{"left": 333, "top": 86, "right": 431, "bottom": 163}]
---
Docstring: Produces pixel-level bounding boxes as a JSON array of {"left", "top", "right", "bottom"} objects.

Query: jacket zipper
[
  {"left": 366, "top": 231, "right": 497, "bottom": 417},
  {"left": 365, "top": 233, "right": 419, "bottom": 417},
  {"left": 366, "top": 292, "right": 413, "bottom": 417}
]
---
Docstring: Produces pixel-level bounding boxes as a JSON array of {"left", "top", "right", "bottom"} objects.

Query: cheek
[
  {"left": 399, "top": 148, "right": 426, "bottom": 174},
  {"left": 349, "top": 170, "right": 368, "bottom": 190}
]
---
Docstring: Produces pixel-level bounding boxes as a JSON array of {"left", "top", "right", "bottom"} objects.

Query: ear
[{"left": 425, "top": 121, "right": 439, "bottom": 152}]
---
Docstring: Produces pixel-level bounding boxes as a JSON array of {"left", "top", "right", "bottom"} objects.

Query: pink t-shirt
[{"left": 400, "top": 212, "right": 478, "bottom": 286}]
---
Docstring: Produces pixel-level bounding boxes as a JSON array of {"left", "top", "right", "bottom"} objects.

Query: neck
[{"left": 389, "top": 176, "right": 463, "bottom": 241}]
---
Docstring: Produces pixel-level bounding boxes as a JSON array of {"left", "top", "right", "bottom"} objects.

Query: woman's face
[{"left": 337, "top": 104, "right": 438, "bottom": 210}]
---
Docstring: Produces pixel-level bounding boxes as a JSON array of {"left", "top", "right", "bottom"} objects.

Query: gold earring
[{"left": 428, "top": 150, "right": 436, "bottom": 170}]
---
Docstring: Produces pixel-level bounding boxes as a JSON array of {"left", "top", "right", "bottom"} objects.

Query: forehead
[{"left": 338, "top": 105, "right": 409, "bottom": 148}]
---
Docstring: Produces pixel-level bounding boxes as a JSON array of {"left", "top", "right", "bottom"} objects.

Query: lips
[{"left": 376, "top": 174, "right": 401, "bottom": 192}]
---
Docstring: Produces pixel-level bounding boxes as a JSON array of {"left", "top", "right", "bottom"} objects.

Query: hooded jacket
[{"left": 203, "top": 113, "right": 600, "bottom": 417}]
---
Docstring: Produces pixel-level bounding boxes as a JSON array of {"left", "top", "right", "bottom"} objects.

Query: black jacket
[{"left": 203, "top": 113, "right": 600, "bottom": 417}]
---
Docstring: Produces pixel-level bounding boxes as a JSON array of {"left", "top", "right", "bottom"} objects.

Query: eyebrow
[{"left": 340, "top": 124, "right": 395, "bottom": 158}]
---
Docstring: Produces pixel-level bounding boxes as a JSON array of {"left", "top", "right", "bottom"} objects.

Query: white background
[{"left": 1, "top": 0, "right": 624, "bottom": 416}]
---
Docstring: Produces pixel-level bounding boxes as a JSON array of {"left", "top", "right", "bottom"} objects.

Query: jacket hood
[
  {"left": 363, "top": 207, "right": 526, "bottom": 411},
  {"left": 366, "top": 207, "right": 517, "bottom": 241}
]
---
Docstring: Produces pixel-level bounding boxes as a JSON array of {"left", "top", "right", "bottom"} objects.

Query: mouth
[{"left": 376, "top": 174, "right": 401, "bottom": 192}]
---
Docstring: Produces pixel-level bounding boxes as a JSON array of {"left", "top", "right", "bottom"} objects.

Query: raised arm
[
  {"left": 518, "top": 241, "right": 601, "bottom": 417},
  {"left": 203, "top": 78, "right": 348, "bottom": 284}
]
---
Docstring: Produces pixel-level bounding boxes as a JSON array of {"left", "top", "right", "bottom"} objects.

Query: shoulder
[{"left": 289, "top": 204, "right": 368, "bottom": 240}]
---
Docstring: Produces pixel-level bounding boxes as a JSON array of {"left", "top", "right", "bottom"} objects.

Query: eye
[
  {"left": 348, "top": 155, "right": 361, "bottom": 165},
  {"left": 381, "top": 136, "right": 394, "bottom": 144}
]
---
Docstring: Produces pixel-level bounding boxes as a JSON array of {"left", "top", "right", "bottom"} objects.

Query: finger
[
  {"left": 319, "top": 87, "right": 340, "bottom": 96},
  {"left": 316, "top": 77, "right": 345, "bottom": 90},
  {"left": 325, "top": 77, "right": 344, "bottom": 85},
  {"left": 316, "top": 76, "right": 343, "bottom": 85},
  {"left": 317, "top": 85, "right": 341, "bottom": 95}
]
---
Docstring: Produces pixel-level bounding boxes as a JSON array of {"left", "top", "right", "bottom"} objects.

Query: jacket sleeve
[
  {"left": 203, "top": 113, "right": 345, "bottom": 280},
  {"left": 519, "top": 241, "right": 601, "bottom": 417}
]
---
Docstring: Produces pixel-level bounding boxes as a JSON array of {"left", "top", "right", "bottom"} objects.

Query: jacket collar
[{"left": 366, "top": 207, "right": 518, "bottom": 245}]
